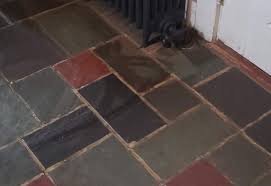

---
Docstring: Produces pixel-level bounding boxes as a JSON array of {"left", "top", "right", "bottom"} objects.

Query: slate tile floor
[{"left": 0, "top": 1, "right": 270, "bottom": 186}]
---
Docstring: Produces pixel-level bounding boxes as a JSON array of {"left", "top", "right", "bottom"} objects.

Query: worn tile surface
[
  {"left": 246, "top": 114, "right": 271, "bottom": 153},
  {"left": 79, "top": 74, "right": 164, "bottom": 143},
  {"left": 0, "top": 84, "right": 40, "bottom": 147},
  {"left": 0, "top": 142, "right": 40, "bottom": 186},
  {"left": 0, "top": 0, "right": 73, "bottom": 21},
  {"left": 54, "top": 50, "right": 110, "bottom": 89},
  {"left": 50, "top": 137, "right": 157, "bottom": 186},
  {"left": 94, "top": 36, "right": 170, "bottom": 93},
  {"left": 35, "top": 3, "right": 118, "bottom": 54},
  {"left": 167, "top": 160, "right": 233, "bottom": 186},
  {"left": 13, "top": 68, "right": 82, "bottom": 123},
  {"left": 209, "top": 135, "right": 271, "bottom": 186},
  {"left": 254, "top": 172, "right": 271, "bottom": 186},
  {"left": 135, "top": 106, "right": 235, "bottom": 178},
  {"left": 24, "top": 107, "right": 109, "bottom": 168},
  {"left": 197, "top": 69, "right": 271, "bottom": 127},
  {"left": 155, "top": 44, "right": 227, "bottom": 85},
  {"left": 0, "top": 20, "right": 67, "bottom": 81},
  {"left": 144, "top": 79, "right": 200, "bottom": 120},
  {"left": 25, "top": 175, "right": 55, "bottom": 186}
]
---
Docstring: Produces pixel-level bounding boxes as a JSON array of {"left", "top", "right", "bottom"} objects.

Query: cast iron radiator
[{"left": 102, "top": 0, "right": 187, "bottom": 47}]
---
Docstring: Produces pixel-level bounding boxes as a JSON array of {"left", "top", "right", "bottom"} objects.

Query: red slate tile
[
  {"left": 26, "top": 175, "right": 55, "bottom": 186},
  {"left": 167, "top": 161, "right": 232, "bottom": 186},
  {"left": 54, "top": 50, "right": 110, "bottom": 89}
]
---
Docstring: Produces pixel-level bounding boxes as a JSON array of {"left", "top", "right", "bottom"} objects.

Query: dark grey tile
[
  {"left": 24, "top": 107, "right": 109, "bottom": 168},
  {"left": 197, "top": 69, "right": 271, "bottom": 127},
  {"left": 0, "top": 20, "right": 67, "bottom": 81},
  {"left": 35, "top": 3, "right": 118, "bottom": 54},
  {"left": 13, "top": 68, "right": 82, "bottom": 123},
  {"left": 79, "top": 74, "right": 165, "bottom": 143},
  {"left": 0, "top": 142, "right": 41, "bottom": 186},
  {"left": 0, "top": 84, "right": 40, "bottom": 147},
  {"left": 135, "top": 106, "right": 235, "bottom": 179},
  {"left": 0, "top": 0, "right": 73, "bottom": 21},
  {"left": 0, "top": 15, "right": 7, "bottom": 28},
  {"left": 94, "top": 36, "right": 170, "bottom": 93},
  {"left": 209, "top": 135, "right": 271, "bottom": 186},
  {"left": 246, "top": 114, "right": 271, "bottom": 153},
  {"left": 155, "top": 44, "right": 227, "bottom": 85},
  {"left": 144, "top": 79, "right": 200, "bottom": 120},
  {"left": 50, "top": 137, "right": 157, "bottom": 186}
]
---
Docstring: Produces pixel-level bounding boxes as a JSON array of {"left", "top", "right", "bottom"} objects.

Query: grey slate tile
[
  {"left": 209, "top": 135, "right": 271, "bottom": 186},
  {"left": 0, "top": 142, "right": 41, "bottom": 186},
  {"left": 135, "top": 105, "right": 235, "bottom": 178},
  {"left": 155, "top": 44, "right": 227, "bottom": 85},
  {"left": 246, "top": 114, "right": 271, "bottom": 153},
  {"left": 144, "top": 79, "right": 200, "bottom": 120},
  {"left": 0, "top": 0, "right": 73, "bottom": 22},
  {"left": 0, "top": 20, "right": 67, "bottom": 81},
  {"left": 24, "top": 107, "right": 109, "bottom": 168},
  {"left": 35, "top": 3, "right": 118, "bottom": 54},
  {"left": 79, "top": 74, "right": 165, "bottom": 143},
  {"left": 13, "top": 68, "right": 82, "bottom": 123},
  {"left": 50, "top": 137, "right": 157, "bottom": 186},
  {"left": 197, "top": 69, "right": 271, "bottom": 127},
  {"left": 0, "top": 84, "right": 40, "bottom": 147}
]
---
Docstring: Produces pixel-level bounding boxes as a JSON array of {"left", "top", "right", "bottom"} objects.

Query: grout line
[
  {"left": 133, "top": 104, "right": 202, "bottom": 148},
  {"left": 192, "top": 66, "right": 232, "bottom": 88},
  {"left": 19, "top": 139, "right": 46, "bottom": 171},
  {"left": 242, "top": 109, "right": 271, "bottom": 131},
  {"left": 72, "top": 88, "right": 162, "bottom": 183},
  {"left": 0, "top": 10, "right": 12, "bottom": 25},
  {"left": 139, "top": 76, "right": 175, "bottom": 96},
  {"left": 20, "top": 173, "right": 45, "bottom": 186},
  {"left": 76, "top": 72, "right": 112, "bottom": 90},
  {"left": 0, "top": 140, "right": 17, "bottom": 151},
  {"left": 45, "top": 134, "right": 113, "bottom": 172}
]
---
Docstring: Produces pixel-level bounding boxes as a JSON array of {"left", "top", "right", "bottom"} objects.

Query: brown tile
[
  {"left": 26, "top": 175, "right": 54, "bottom": 186},
  {"left": 54, "top": 50, "right": 110, "bottom": 89},
  {"left": 35, "top": 3, "right": 118, "bottom": 54},
  {"left": 197, "top": 69, "right": 271, "bottom": 127},
  {"left": 94, "top": 36, "right": 169, "bottom": 93},
  {"left": 144, "top": 79, "right": 200, "bottom": 120},
  {"left": 167, "top": 160, "right": 233, "bottom": 186}
]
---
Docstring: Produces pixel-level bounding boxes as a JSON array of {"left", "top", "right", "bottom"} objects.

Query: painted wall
[{"left": 189, "top": 0, "right": 271, "bottom": 75}]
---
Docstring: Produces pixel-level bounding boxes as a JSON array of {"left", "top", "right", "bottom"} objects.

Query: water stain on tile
[
  {"left": 0, "top": 84, "right": 40, "bottom": 147},
  {"left": 94, "top": 36, "right": 170, "bottom": 93},
  {"left": 13, "top": 68, "right": 82, "bottom": 123},
  {"left": 49, "top": 137, "right": 157, "bottom": 186},
  {"left": 167, "top": 160, "right": 233, "bottom": 186},
  {"left": 0, "top": 20, "right": 67, "bottom": 81},
  {"left": 0, "top": 142, "right": 41, "bottom": 186},
  {"left": 35, "top": 3, "right": 119, "bottom": 54},
  {"left": 197, "top": 68, "right": 271, "bottom": 127},
  {"left": 155, "top": 43, "right": 227, "bottom": 85},
  {"left": 208, "top": 135, "right": 271, "bottom": 186},
  {"left": 135, "top": 105, "right": 235, "bottom": 179},
  {"left": 0, "top": 0, "right": 73, "bottom": 22},
  {"left": 24, "top": 107, "right": 109, "bottom": 168},
  {"left": 25, "top": 175, "right": 55, "bottom": 186},
  {"left": 246, "top": 114, "right": 271, "bottom": 153},
  {"left": 79, "top": 74, "right": 165, "bottom": 143},
  {"left": 144, "top": 79, "right": 200, "bottom": 120},
  {"left": 54, "top": 50, "right": 110, "bottom": 89}
]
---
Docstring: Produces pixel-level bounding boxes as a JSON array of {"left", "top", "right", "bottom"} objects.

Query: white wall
[{"left": 189, "top": 0, "right": 218, "bottom": 41}]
